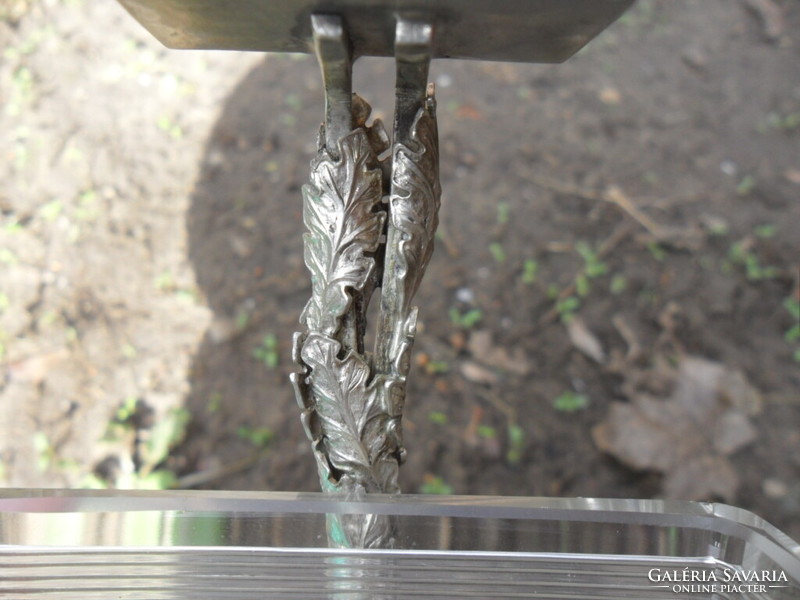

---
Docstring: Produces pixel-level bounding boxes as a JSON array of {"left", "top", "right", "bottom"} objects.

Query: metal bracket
[
  {"left": 291, "top": 14, "right": 440, "bottom": 549},
  {"left": 311, "top": 15, "right": 353, "bottom": 160}
]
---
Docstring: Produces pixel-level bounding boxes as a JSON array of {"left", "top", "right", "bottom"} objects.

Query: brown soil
[{"left": 1, "top": 0, "right": 798, "bottom": 540}]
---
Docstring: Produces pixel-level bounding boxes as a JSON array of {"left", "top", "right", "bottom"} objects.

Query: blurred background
[{"left": 1, "top": 0, "right": 798, "bottom": 539}]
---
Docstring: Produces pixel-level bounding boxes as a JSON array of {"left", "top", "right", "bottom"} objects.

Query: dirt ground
[{"left": 1, "top": 1, "right": 799, "bottom": 540}]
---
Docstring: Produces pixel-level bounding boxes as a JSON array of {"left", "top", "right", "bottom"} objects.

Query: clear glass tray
[{"left": 1, "top": 490, "right": 798, "bottom": 599}]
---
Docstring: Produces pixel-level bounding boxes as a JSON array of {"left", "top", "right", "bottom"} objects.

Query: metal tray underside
[{"left": 116, "top": 0, "right": 634, "bottom": 63}]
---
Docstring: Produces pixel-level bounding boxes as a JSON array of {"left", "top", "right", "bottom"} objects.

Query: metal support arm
[{"left": 290, "top": 15, "right": 440, "bottom": 549}]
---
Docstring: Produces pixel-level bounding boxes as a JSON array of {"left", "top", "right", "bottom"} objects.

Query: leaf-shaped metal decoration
[
  {"left": 389, "top": 102, "right": 441, "bottom": 304},
  {"left": 300, "top": 332, "right": 385, "bottom": 490},
  {"left": 375, "top": 94, "right": 441, "bottom": 381},
  {"left": 291, "top": 85, "right": 440, "bottom": 550},
  {"left": 300, "top": 128, "right": 385, "bottom": 337}
]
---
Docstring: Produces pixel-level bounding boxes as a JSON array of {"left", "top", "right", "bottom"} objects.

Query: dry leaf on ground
[
  {"left": 592, "top": 356, "right": 761, "bottom": 501},
  {"left": 467, "top": 330, "right": 531, "bottom": 375},
  {"left": 566, "top": 317, "right": 606, "bottom": 364}
]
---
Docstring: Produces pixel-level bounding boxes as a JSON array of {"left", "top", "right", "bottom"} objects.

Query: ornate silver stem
[{"left": 290, "top": 15, "right": 440, "bottom": 549}]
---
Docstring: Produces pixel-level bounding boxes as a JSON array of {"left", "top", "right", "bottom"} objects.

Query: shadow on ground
[{"left": 179, "top": 1, "right": 800, "bottom": 540}]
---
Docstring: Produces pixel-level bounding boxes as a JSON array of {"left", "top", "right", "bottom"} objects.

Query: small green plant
[
  {"left": 7, "top": 66, "right": 34, "bottom": 117},
  {"left": 728, "top": 242, "right": 779, "bottom": 281},
  {"left": 496, "top": 202, "right": 510, "bottom": 225},
  {"left": 154, "top": 271, "right": 175, "bottom": 291},
  {"left": 610, "top": 274, "right": 627, "bottom": 295},
  {"left": 754, "top": 224, "right": 777, "bottom": 239},
  {"left": 141, "top": 407, "right": 191, "bottom": 474},
  {"left": 553, "top": 391, "right": 589, "bottom": 413},
  {"left": 39, "top": 200, "right": 63, "bottom": 222},
  {"left": 521, "top": 259, "right": 538, "bottom": 284},
  {"left": 156, "top": 114, "right": 183, "bottom": 139},
  {"left": 115, "top": 396, "right": 138, "bottom": 422},
  {"left": 556, "top": 296, "right": 580, "bottom": 324},
  {"left": 783, "top": 297, "right": 800, "bottom": 343},
  {"left": 646, "top": 241, "right": 666, "bottom": 262},
  {"left": 477, "top": 425, "right": 497, "bottom": 439},
  {"left": 506, "top": 424, "right": 525, "bottom": 464},
  {"left": 428, "top": 411, "right": 448, "bottom": 425},
  {"left": 3, "top": 218, "right": 23, "bottom": 234},
  {"left": 575, "top": 241, "right": 608, "bottom": 278},
  {"left": 75, "top": 189, "right": 99, "bottom": 221},
  {"left": 707, "top": 220, "right": 729, "bottom": 237},
  {"left": 449, "top": 307, "right": 483, "bottom": 329},
  {"left": 33, "top": 431, "right": 53, "bottom": 472},
  {"left": 237, "top": 425, "right": 273, "bottom": 447},
  {"left": 419, "top": 475, "right": 453, "bottom": 495},
  {"left": 0, "top": 248, "right": 17, "bottom": 265},
  {"left": 99, "top": 404, "right": 191, "bottom": 490},
  {"left": 253, "top": 333, "right": 279, "bottom": 368},
  {"left": 121, "top": 343, "right": 137, "bottom": 359},
  {"left": 761, "top": 111, "right": 800, "bottom": 132},
  {"left": 235, "top": 309, "right": 250, "bottom": 330},
  {"left": 575, "top": 274, "right": 591, "bottom": 297},
  {"left": 488, "top": 242, "right": 506, "bottom": 263},
  {"left": 736, "top": 175, "right": 757, "bottom": 196},
  {"left": 425, "top": 360, "right": 449, "bottom": 374},
  {"left": 546, "top": 283, "right": 560, "bottom": 300}
]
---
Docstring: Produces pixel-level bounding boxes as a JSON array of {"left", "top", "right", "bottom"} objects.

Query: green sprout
[
  {"left": 237, "top": 426, "right": 273, "bottom": 447},
  {"left": 736, "top": 175, "right": 757, "bottom": 196},
  {"left": 553, "top": 391, "right": 589, "bottom": 412},
  {"left": 783, "top": 297, "right": 800, "bottom": 343},
  {"left": 419, "top": 475, "right": 453, "bottom": 495},
  {"left": 506, "top": 424, "right": 525, "bottom": 464},
  {"left": 477, "top": 425, "right": 497, "bottom": 439},
  {"left": 610, "top": 274, "right": 627, "bottom": 295},
  {"left": 575, "top": 274, "right": 591, "bottom": 297},
  {"left": 425, "top": 360, "right": 450, "bottom": 374},
  {"left": 556, "top": 296, "right": 580, "bottom": 324},
  {"left": 488, "top": 242, "right": 506, "bottom": 263},
  {"left": 761, "top": 111, "right": 800, "bottom": 132},
  {"left": 449, "top": 307, "right": 483, "bottom": 329},
  {"left": 253, "top": 333, "right": 279, "bottom": 368},
  {"left": 428, "top": 411, "right": 448, "bottom": 425},
  {"left": 728, "top": 242, "right": 778, "bottom": 281},
  {"left": 39, "top": 200, "right": 63, "bottom": 222},
  {"left": 646, "top": 241, "right": 666, "bottom": 262},
  {"left": 575, "top": 241, "right": 608, "bottom": 278},
  {"left": 754, "top": 224, "right": 776, "bottom": 239},
  {"left": 496, "top": 202, "right": 510, "bottom": 225},
  {"left": 156, "top": 115, "right": 183, "bottom": 139},
  {"left": 521, "top": 259, "right": 539, "bottom": 284}
]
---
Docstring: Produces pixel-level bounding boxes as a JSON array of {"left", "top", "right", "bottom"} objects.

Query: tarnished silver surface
[
  {"left": 290, "top": 17, "right": 440, "bottom": 549},
  {"left": 116, "top": 0, "right": 635, "bottom": 63}
]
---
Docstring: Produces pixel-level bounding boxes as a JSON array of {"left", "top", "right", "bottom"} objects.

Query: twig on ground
[
  {"left": 741, "top": 0, "right": 785, "bottom": 41},
  {"left": 173, "top": 449, "right": 263, "bottom": 489},
  {"left": 524, "top": 173, "right": 696, "bottom": 245},
  {"left": 611, "top": 314, "right": 641, "bottom": 362}
]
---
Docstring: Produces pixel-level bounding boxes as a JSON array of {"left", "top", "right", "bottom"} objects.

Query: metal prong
[
  {"left": 393, "top": 19, "right": 433, "bottom": 147},
  {"left": 312, "top": 14, "right": 353, "bottom": 159}
]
